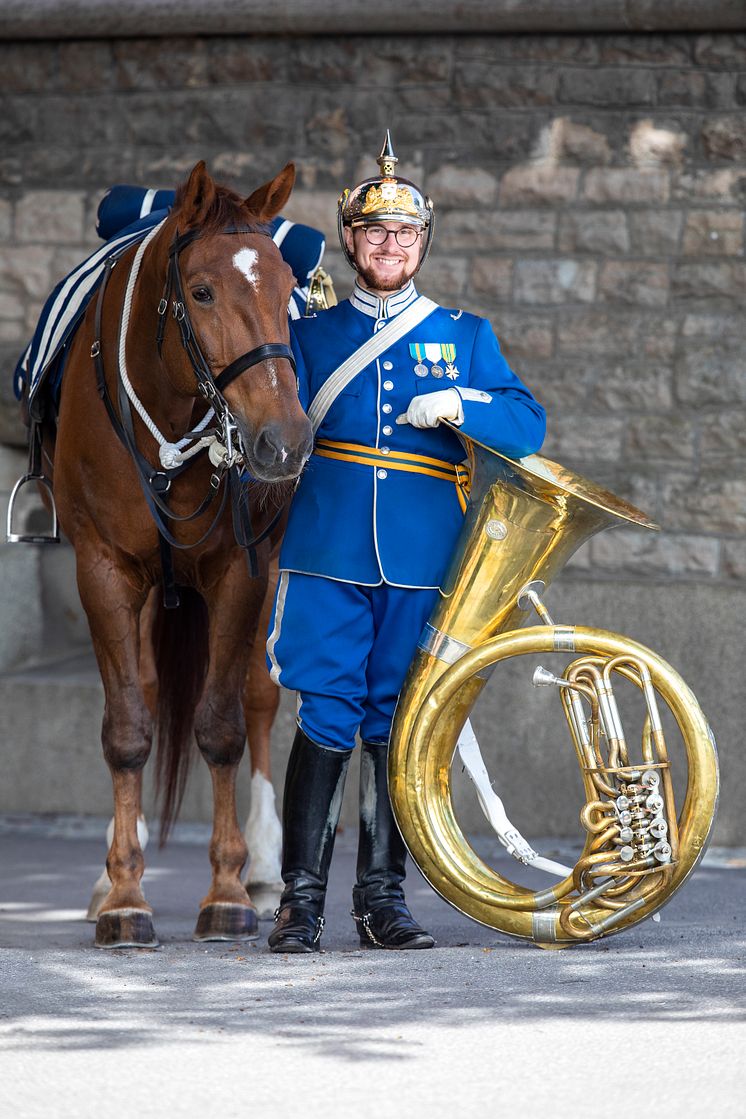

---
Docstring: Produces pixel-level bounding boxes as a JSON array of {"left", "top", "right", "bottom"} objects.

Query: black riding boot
[
  {"left": 268, "top": 728, "right": 350, "bottom": 953},
  {"left": 352, "top": 741, "right": 435, "bottom": 950}
]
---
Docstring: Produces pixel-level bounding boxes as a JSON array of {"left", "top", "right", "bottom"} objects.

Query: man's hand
[{"left": 395, "top": 388, "right": 464, "bottom": 429}]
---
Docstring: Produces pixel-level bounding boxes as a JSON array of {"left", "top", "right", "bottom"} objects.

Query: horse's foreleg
[
  {"left": 241, "top": 555, "right": 283, "bottom": 917},
  {"left": 192, "top": 565, "right": 265, "bottom": 943},
  {"left": 86, "top": 815, "right": 149, "bottom": 922},
  {"left": 86, "top": 588, "right": 158, "bottom": 921},
  {"left": 77, "top": 555, "right": 157, "bottom": 948}
]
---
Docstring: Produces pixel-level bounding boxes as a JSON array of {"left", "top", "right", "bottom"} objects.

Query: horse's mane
[{"left": 173, "top": 180, "right": 268, "bottom": 236}]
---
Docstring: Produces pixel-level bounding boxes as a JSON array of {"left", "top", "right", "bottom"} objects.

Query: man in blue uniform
[{"left": 267, "top": 133, "right": 546, "bottom": 953}]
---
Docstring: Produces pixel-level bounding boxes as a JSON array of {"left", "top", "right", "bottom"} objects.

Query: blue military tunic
[
  {"left": 281, "top": 280, "right": 546, "bottom": 588},
  {"left": 267, "top": 280, "right": 546, "bottom": 751}
]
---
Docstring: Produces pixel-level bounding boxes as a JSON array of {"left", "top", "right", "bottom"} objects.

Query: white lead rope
[{"left": 116, "top": 216, "right": 217, "bottom": 470}]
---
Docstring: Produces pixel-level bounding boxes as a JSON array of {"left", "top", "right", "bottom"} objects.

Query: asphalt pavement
[{"left": 1, "top": 815, "right": 744, "bottom": 1119}]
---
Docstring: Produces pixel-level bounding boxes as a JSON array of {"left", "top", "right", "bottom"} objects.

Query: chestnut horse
[{"left": 50, "top": 161, "right": 312, "bottom": 948}]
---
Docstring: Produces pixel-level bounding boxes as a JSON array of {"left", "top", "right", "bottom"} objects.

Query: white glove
[{"left": 395, "top": 388, "right": 464, "bottom": 429}]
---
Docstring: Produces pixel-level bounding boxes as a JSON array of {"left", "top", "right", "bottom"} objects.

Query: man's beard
[{"left": 357, "top": 260, "right": 415, "bottom": 292}]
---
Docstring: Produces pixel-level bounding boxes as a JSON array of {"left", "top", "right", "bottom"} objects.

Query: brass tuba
[{"left": 388, "top": 431, "right": 719, "bottom": 947}]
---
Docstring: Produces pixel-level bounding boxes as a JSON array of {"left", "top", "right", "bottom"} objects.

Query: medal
[
  {"left": 442, "top": 343, "right": 458, "bottom": 380},
  {"left": 410, "top": 343, "right": 452, "bottom": 381},
  {"left": 410, "top": 343, "right": 429, "bottom": 378}
]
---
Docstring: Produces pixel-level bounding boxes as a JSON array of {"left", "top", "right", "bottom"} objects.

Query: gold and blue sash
[{"left": 314, "top": 438, "right": 471, "bottom": 513}]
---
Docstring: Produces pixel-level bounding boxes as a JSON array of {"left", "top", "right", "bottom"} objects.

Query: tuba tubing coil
[{"left": 389, "top": 625, "right": 719, "bottom": 945}]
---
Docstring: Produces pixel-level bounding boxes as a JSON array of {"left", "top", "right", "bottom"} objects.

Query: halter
[{"left": 92, "top": 220, "right": 296, "bottom": 604}]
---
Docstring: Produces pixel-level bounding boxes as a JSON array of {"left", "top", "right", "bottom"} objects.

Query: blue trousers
[{"left": 267, "top": 573, "right": 439, "bottom": 752}]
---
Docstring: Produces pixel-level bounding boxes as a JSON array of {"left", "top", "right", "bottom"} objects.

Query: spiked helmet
[{"left": 338, "top": 131, "right": 434, "bottom": 271}]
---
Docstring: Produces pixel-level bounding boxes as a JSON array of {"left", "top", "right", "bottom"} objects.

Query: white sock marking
[{"left": 244, "top": 772, "right": 282, "bottom": 885}]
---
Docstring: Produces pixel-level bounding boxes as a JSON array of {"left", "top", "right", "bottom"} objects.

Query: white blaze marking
[
  {"left": 233, "top": 247, "right": 259, "bottom": 287},
  {"left": 232, "top": 247, "right": 279, "bottom": 391}
]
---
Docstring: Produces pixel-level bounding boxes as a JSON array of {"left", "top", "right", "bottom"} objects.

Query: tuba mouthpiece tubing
[{"left": 532, "top": 666, "right": 570, "bottom": 688}]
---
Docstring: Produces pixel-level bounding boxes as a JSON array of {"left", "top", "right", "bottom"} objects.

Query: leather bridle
[
  {"left": 92, "top": 223, "right": 297, "bottom": 605},
  {"left": 155, "top": 225, "right": 296, "bottom": 467}
]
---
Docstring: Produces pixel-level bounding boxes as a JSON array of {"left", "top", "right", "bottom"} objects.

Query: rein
[{"left": 91, "top": 222, "right": 295, "bottom": 604}]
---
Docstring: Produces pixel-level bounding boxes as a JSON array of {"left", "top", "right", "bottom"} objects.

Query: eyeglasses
[{"left": 361, "top": 224, "right": 421, "bottom": 248}]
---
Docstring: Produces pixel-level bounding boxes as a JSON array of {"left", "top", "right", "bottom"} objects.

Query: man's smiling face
[{"left": 344, "top": 222, "right": 422, "bottom": 295}]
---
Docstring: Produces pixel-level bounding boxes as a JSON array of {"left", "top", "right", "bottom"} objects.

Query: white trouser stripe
[{"left": 267, "top": 571, "right": 290, "bottom": 685}]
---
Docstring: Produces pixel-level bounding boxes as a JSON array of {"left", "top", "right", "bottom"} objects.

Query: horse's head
[{"left": 160, "top": 161, "right": 313, "bottom": 483}]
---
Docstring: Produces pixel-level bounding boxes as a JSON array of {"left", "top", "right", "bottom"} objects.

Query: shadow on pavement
[{"left": 1, "top": 827, "right": 745, "bottom": 1060}]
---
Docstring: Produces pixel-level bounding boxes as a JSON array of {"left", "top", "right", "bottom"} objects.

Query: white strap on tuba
[{"left": 457, "top": 719, "right": 573, "bottom": 879}]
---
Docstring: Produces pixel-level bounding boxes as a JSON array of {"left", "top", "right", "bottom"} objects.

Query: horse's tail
[{"left": 152, "top": 587, "right": 209, "bottom": 845}]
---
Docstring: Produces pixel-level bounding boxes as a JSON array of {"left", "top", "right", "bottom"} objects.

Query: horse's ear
[
  {"left": 244, "top": 163, "right": 296, "bottom": 222},
  {"left": 175, "top": 161, "right": 217, "bottom": 227}
]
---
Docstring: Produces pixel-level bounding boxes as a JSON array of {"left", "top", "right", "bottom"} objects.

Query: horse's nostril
[
  {"left": 253, "top": 426, "right": 286, "bottom": 466},
  {"left": 250, "top": 421, "right": 313, "bottom": 475}
]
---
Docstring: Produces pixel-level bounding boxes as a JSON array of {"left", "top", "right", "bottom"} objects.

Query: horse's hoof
[
  {"left": 193, "top": 902, "right": 259, "bottom": 942},
  {"left": 246, "top": 882, "right": 283, "bottom": 920},
  {"left": 94, "top": 908, "right": 159, "bottom": 949}
]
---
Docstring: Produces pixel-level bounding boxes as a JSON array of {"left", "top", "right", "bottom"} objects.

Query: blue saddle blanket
[{"left": 14, "top": 187, "right": 326, "bottom": 406}]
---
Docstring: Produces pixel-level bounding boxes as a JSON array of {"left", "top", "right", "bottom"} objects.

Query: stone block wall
[
  {"left": 1, "top": 32, "right": 745, "bottom": 585},
  {"left": 1, "top": 29, "right": 744, "bottom": 840}
]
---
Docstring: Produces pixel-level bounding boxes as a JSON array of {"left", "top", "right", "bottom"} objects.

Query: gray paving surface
[{"left": 1, "top": 818, "right": 744, "bottom": 1119}]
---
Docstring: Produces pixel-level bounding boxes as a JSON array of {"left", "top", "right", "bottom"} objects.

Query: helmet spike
[{"left": 377, "top": 130, "right": 399, "bottom": 179}]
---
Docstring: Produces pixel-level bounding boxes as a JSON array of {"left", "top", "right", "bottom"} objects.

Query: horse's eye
[{"left": 192, "top": 287, "right": 213, "bottom": 304}]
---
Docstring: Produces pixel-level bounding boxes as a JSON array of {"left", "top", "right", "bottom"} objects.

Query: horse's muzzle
[{"left": 244, "top": 418, "right": 313, "bottom": 482}]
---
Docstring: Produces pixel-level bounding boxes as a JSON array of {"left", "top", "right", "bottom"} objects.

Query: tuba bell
[{"left": 388, "top": 430, "right": 719, "bottom": 947}]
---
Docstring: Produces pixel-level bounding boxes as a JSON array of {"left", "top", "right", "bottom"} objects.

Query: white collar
[{"left": 349, "top": 280, "right": 418, "bottom": 320}]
